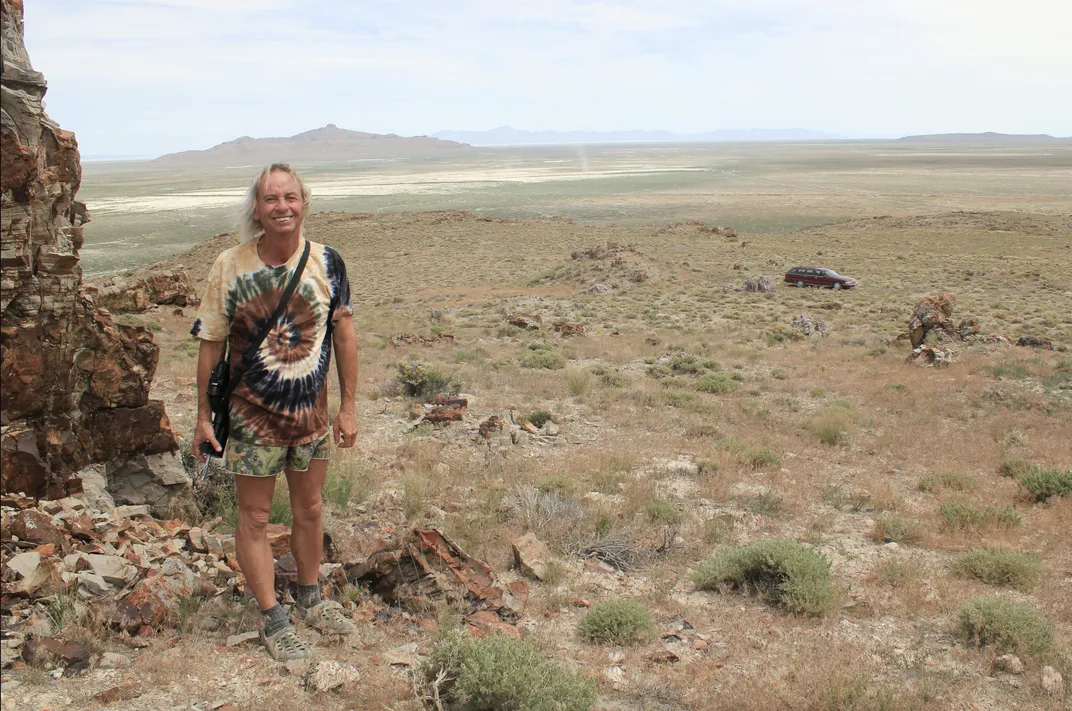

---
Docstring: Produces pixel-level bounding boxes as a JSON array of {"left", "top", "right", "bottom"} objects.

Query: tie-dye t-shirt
[{"left": 190, "top": 236, "right": 353, "bottom": 447}]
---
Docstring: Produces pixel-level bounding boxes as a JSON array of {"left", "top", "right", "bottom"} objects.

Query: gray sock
[
  {"left": 296, "top": 583, "right": 323, "bottom": 608},
  {"left": 261, "top": 603, "right": 290, "bottom": 637}
]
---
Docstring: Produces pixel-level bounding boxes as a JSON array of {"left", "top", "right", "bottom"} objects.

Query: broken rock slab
[
  {"left": 106, "top": 452, "right": 194, "bottom": 518},
  {"left": 74, "top": 464, "right": 116, "bottom": 511},
  {"left": 346, "top": 528, "right": 528, "bottom": 627},
  {"left": 512, "top": 533, "right": 552, "bottom": 581},
  {"left": 22, "top": 638, "right": 92, "bottom": 671}
]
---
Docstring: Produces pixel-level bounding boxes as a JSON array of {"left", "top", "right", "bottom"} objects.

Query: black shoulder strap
[{"left": 226, "top": 240, "right": 311, "bottom": 397}]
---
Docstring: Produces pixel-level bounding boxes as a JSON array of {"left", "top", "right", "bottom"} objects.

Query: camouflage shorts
[{"left": 224, "top": 433, "right": 332, "bottom": 478}]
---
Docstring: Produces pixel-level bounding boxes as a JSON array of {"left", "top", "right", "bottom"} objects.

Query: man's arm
[
  {"left": 193, "top": 338, "right": 226, "bottom": 462},
  {"left": 331, "top": 315, "right": 358, "bottom": 447}
]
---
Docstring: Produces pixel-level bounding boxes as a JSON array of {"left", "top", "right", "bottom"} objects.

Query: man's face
[{"left": 253, "top": 170, "right": 304, "bottom": 239}]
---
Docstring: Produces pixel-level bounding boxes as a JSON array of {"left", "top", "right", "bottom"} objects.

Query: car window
[{"left": 826, "top": 269, "right": 839, "bottom": 276}]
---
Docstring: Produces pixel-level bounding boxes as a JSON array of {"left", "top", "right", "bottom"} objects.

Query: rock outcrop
[
  {"left": 1, "top": 0, "right": 186, "bottom": 507},
  {"left": 86, "top": 267, "right": 200, "bottom": 313}
]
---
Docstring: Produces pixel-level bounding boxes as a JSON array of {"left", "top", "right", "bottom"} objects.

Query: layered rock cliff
[{"left": 1, "top": 0, "right": 189, "bottom": 511}]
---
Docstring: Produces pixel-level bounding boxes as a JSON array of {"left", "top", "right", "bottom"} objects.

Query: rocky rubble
[
  {"left": 1, "top": 0, "right": 180, "bottom": 499},
  {"left": 2, "top": 492, "right": 532, "bottom": 673},
  {"left": 1, "top": 493, "right": 242, "bottom": 650}
]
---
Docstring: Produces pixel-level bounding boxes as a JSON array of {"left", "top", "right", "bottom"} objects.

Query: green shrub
[
  {"left": 395, "top": 359, "right": 461, "bottom": 400},
  {"left": 668, "top": 353, "right": 705, "bottom": 375},
  {"left": 1020, "top": 468, "right": 1072, "bottom": 502},
  {"left": 692, "top": 538, "right": 834, "bottom": 617},
  {"left": 952, "top": 550, "right": 1041, "bottom": 590},
  {"left": 983, "top": 505, "right": 1022, "bottom": 528},
  {"left": 956, "top": 596, "right": 1053, "bottom": 657},
  {"left": 696, "top": 373, "right": 736, "bottom": 394},
  {"left": 323, "top": 457, "right": 374, "bottom": 510},
  {"left": 520, "top": 349, "right": 566, "bottom": 370},
  {"left": 998, "top": 458, "right": 1031, "bottom": 478},
  {"left": 940, "top": 501, "right": 1022, "bottom": 530},
  {"left": 421, "top": 630, "right": 595, "bottom": 711},
  {"left": 522, "top": 410, "right": 555, "bottom": 428},
  {"left": 939, "top": 501, "right": 984, "bottom": 530},
  {"left": 872, "top": 515, "right": 920, "bottom": 544},
  {"left": 822, "top": 484, "right": 872, "bottom": 512},
  {"left": 644, "top": 498, "right": 683, "bottom": 524},
  {"left": 577, "top": 600, "right": 656, "bottom": 644},
  {"left": 743, "top": 489, "right": 784, "bottom": 517},
  {"left": 746, "top": 447, "right": 781, "bottom": 470}
]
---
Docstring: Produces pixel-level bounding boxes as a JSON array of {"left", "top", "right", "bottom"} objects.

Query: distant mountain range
[
  {"left": 897, "top": 132, "right": 1068, "bottom": 142},
  {"left": 433, "top": 126, "right": 838, "bottom": 146},
  {"left": 151, "top": 125, "right": 472, "bottom": 167},
  {"left": 148, "top": 126, "right": 1071, "bottom": 166}
]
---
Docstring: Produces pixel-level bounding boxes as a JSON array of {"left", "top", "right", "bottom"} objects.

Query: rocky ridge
[{"left": 0, "top": 0, "right": 185, "bottom": 505}]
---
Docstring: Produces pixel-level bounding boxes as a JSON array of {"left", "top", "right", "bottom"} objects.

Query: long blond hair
[{"left": 236, "top": 163, "right": 312, "bottom": 243}]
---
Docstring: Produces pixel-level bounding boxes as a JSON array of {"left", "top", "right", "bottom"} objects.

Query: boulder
[
  {"left": 1041, "top": 666, "right": 1066, "bottom": 698},
  {"left": 995, "top": 654, "right": 1024, "bottom": 675},
  {"left": 512, "top": 533, "right": 552, "bottom": 581},
  {"left": 304, "top": 661, "right": 361, "bottom": 693},
  {"left": 907, "top": 294, "right": 956, "bottom": 347},
  {"left": 106, "top": 452, "right": 194, "bottom": 518}
]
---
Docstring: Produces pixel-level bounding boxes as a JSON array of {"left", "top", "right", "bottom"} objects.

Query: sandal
[
  {"left": 261, "top": 625, "right": 314, "bottom": 661},
  {"left": 304, "top": 600, "right": 357, "bottom": 635}
]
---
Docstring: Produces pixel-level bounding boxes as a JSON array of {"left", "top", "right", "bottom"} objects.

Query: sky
[{"left": 21, "top": 0, "right": 1072, "bottom": 157}]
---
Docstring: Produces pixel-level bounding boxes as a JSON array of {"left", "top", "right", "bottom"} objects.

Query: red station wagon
[{"left": 784, "top": 266, "right": 858, "bottom": 290}]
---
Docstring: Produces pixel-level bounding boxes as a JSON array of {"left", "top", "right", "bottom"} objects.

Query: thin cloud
[{"left": 22, "top": 0, "right": 1072, "bottom": 156}]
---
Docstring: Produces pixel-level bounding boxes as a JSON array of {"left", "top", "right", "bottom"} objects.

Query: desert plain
[{"left": 6, "top": 138, "right": 1072, "bottom": 710}]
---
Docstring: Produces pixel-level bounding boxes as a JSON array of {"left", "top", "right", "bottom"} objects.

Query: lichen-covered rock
[{"left": 1, "top": 0, "right": 178, "bottom": 499}]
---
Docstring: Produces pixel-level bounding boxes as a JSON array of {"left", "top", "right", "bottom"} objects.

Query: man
[{"left": 191, "top": 163, "right": 358, "bottom": 661}]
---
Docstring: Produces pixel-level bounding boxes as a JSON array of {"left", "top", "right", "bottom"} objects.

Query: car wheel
[
  {"left": 795, "top": 280, "right": 804, "bottom": 288},
  {"left": 833, "top": 282, "right": 842, "bottom": 291}
]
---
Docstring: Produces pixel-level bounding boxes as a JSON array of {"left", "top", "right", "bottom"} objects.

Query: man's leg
[
  {"left": 285, "top": 457, "right": 328, "bottom": 588},
  {"left": 235, "top": 472, "right": 279, "bottom": 610},
  {"left": 231, "top": 444, "right": 313, "bottom": 660},
  {"left": 286, "top": 443, "right": 356, "bottom": 634}
]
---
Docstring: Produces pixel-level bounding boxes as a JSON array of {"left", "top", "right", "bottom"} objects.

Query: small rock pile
[
  {"left": 740, "top": 276, "right": 775, "bottom": 293},
  {"left": 790, "top": 314, "right": 829, "bottom": 338},
  {"left": 411, "top": 401, "right": 562, "bottom": 449},
  {"left": 388, "top": 332, "right": 456, "bottom": 346}
]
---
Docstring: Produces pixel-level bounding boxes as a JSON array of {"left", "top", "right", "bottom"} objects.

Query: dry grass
[{"left": 71, "top": 196, "right": 1072, "bottom": 711}]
